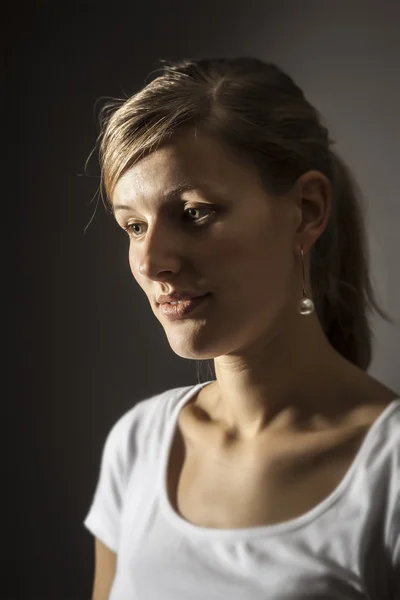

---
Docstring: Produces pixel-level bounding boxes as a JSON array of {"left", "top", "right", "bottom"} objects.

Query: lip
[
  {"left": 157, "top": 291, "right": 210, "bottom": 304},
  {"left": 159, "top": 293, "right": 211, "bottom": 320}
]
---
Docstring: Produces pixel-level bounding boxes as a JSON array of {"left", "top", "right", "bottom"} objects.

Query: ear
[{"left": 293, "top": 170, "right": 332, "bottom": 254}]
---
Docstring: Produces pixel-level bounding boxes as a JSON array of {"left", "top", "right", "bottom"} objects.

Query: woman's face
[{"left": 112, "top": 132, "right": 302, "bottom": 360}]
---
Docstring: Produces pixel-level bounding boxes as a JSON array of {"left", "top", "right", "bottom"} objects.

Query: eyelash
[{"left": 123, "top": 206, "right": 216, "bottom": 237}]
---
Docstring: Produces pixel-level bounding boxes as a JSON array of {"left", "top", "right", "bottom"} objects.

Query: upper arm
[{"left": 91, "top": 537, "right": 117, "bottom": 600}]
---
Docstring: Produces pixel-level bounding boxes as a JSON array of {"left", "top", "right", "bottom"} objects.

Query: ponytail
[{"left": 310, "top": 150, "right": 394, "bottom": 370}]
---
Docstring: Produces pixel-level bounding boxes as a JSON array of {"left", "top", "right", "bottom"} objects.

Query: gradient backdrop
[{"left": 7, "top": 1, "right": 399, "bottom": 598}]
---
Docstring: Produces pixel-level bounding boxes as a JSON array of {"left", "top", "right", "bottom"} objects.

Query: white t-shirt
[{"left": 83, "top": 381, "right": 400, "bottom": 599}]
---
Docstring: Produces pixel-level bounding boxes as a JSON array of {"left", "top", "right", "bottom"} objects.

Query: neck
[{"left": 206, "top": 311, "right": 361, "bottom": 440}]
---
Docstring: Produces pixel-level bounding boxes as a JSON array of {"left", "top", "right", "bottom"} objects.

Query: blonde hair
[{"left": 96, "top": 56, "right": 393, "bottom": 370}]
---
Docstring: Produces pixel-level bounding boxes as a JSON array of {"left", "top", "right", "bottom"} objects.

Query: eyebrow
[{"left": 112, "top": 183, "right": 199, "bottom": 216}]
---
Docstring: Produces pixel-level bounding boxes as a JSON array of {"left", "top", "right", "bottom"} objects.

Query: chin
[{"left": 166, "top": 334, "right": 223, "bottom": 361}]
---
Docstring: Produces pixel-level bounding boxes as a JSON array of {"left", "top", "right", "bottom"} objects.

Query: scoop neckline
[{"left": 158, "top": 380, "right": 400, "bottom": 541}]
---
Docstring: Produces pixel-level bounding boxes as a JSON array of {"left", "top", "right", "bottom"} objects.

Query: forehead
[{"left": 112, "top": 133, "right": 261, "bottom": 207}]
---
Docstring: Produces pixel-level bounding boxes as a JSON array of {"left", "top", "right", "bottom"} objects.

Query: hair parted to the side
[{"left": 96, "top": 56, "right": 394, "bottom": 371}]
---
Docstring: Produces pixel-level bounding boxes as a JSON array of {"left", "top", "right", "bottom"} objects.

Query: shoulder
[
  {"left": 356, "top": 396, "right": 400, "bottom": 598},
  {"left": 357, "top": 395, "right": 400, "bottom": 472},
  {"left": 89, "top": 383, "right": 201, "bottom": 508},
  {"left": 102, "top": 383, "right": 201, "bottom": 462}
]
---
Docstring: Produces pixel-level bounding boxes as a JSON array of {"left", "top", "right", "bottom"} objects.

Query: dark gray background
[{"left": 7, "top": 1, "right": 399, "bottom": 598}]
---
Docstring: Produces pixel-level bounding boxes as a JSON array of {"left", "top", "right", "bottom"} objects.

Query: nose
[{"left": 135, "top": 221, "right": 187, "bottom": 280}]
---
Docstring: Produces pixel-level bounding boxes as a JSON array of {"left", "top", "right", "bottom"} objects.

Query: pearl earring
[{"left": 298, "top": 246, "right": 315, "bottom": 316}]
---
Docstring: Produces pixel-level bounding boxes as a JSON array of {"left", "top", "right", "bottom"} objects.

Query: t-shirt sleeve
[
  {"left": 83, "top": 410, "right": 135, "bottom": 552},
  {"left": 392, "top": 533, "right": 400, "bottom": 598},
  {"left": 388, "top": 433, "right": 400, "bottom": 598}
]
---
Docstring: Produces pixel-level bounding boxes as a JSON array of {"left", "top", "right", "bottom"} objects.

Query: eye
[{"left": 123, "top": 206, "right": 215, "bottom": 238}]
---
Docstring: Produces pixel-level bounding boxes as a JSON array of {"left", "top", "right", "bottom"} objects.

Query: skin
[{"left": 112, "top": 131, "right": 397, "bottom": 448}]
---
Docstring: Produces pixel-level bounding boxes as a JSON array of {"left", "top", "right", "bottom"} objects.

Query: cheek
[
  {"left": 128, "top": 247, "right": 135, "bottom": 274},
  {"left": 128, "top": 248, "right": 135, "bottom": 273},
  {"left": 205, "top": 228, "right": 275, "bottom": 276},
  {"left": 206, "top": 228, "right": 293, "bottom": 302},
  {"left": 127, "top": 246, "right": 143, "bottom": 286}
]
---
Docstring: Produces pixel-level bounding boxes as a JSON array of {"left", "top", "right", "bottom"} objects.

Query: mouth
[{"left": 159, "top": 293, "right": 211, "bottom": 320}]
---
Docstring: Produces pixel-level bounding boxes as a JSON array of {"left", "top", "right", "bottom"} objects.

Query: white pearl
[{"left": 299, "top": 297, "right": 315, "bottom": 315}]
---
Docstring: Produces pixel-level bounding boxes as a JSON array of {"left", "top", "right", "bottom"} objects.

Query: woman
[{"left": 83, "top": 57, "right": 399, "bottom": 600}]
